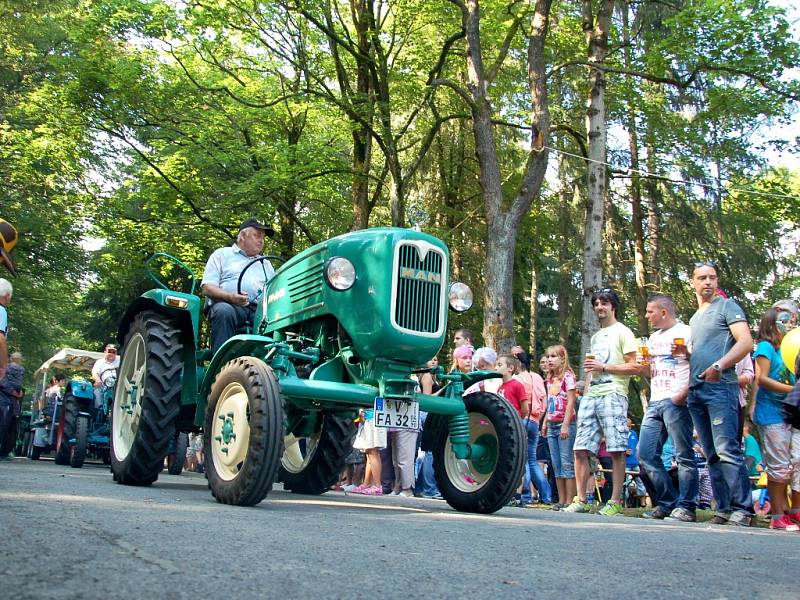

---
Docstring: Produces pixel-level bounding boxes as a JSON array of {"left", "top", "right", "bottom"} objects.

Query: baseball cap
[
  {"left": 239, "top": 219, "right": 275, "bottom": 238},
  {"left": 0, "top": 219, "right": 18, "bottom": 276}
]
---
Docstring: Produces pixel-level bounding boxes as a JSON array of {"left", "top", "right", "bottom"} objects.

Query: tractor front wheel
[
  {"left": 205, "top": 357, "right": 283, "bottom": 506},
  {"left": 111, "top": 310, "right": 183, "bottom": 486},
  {"left": 432, "top": 391, "right": 526, "bottom": 514},
  {"left": 70, "top": 415, "right": 89, "bottom": 468},
  {"left": 279, "top": 413, "right": 357, "bottom": 495}
]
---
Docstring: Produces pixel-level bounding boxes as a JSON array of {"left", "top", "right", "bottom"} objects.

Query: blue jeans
[
  {"left": 208, "top": 302, "right": 255, "bottom": 355},
  {"left": 638, "top": 399, "right": 698, "bottom": 512},
  {"left": 413, "top": 451, "right": 439, "bottom": 496},
  {"left": 688, "top": 382, "right": 753, "bottom": 516},
  {"left": 546, "top": 421, "right": 576, "bottom": 478},
  {"left": 522, "top": 419, "right": 552, "bottom": 503}
]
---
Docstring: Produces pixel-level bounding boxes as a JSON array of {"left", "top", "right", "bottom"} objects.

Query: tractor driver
[
  {"left": 92, "top": 344, "right": 119, "bottom": 409},
  {"left": 201, "top": 219, "right": 275, "bottom": 355}
]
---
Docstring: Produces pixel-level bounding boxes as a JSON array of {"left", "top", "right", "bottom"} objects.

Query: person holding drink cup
[
  {"left": 688, "top": 262, "right": 754, "bottom": 526},
  {"left": 637, "top": 294, "right": 699, "bottom": 521},
  {"left": 564, "top": 288, "right": 639, "bottom": 516}
]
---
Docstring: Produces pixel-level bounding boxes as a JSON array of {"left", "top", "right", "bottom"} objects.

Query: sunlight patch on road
[
  {"left": 270, "top": 497, "right": 430, "bottom": 512},
  {"left": 0, "top": 491, "right": 215, "bottom": 513}
]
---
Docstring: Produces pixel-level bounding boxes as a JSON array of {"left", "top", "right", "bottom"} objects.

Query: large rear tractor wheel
[
  {"left": 280, "top": 414, "right": 357, "bottom": 495},
  {"left": 432, "top": 391, "right": 526, "bottom": 514},
  {"left": 205, "top": 357, "right": 283, "bottom": 506},
  {"left": 111, "top": 310, "right": 183, "bottom": 486},
  {"left": 70, "top": 415, "right": 89, "bottom": 468},
  {"left": 54, "top": 395, "right": 78, "bottom": 465}
]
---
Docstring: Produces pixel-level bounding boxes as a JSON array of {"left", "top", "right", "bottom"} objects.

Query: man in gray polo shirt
[
  {"left": 201, "top": 219, "right": 275, "bottom": 354},
  {"left": 688, "top": 263, "right": 754, "bottom": 526}
]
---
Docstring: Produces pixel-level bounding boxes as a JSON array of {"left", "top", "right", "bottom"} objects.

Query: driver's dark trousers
[{"left": 209, "top": 302, "right": 256, "bottom": 356}]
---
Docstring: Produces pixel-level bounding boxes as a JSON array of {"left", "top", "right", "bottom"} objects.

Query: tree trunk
[
  {"left": 459, "top": 0, "right": 553, "bottom": 352},
  {"left": 644, "top": 128, "right": 662, "bottom": 287},
  {"left": 529, "top": 260, "right": 538, "bottom": 354},
  {"left": 557, "top": 152, "right": 572, "bottom": 346},
  {"left": 622, "top": 5, "right": 648, "bottom": 335},
  {"left": 351, "top": 125, "right": 372, "bottom": 231},
  {"left": 580, "top": 0, "right": 612, "bottom": 358}
]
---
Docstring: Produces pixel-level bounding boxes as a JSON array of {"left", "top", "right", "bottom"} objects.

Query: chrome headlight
[
  {"left": 448, "top": 282, "right": 473, "bottom": 312},
  {"left": 324, "top": 257, "right": 356, "bottom": 290}
]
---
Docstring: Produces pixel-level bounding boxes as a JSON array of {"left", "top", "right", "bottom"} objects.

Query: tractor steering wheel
[{"left": 236, "top": 255, "right": 285, "bottom": 304}]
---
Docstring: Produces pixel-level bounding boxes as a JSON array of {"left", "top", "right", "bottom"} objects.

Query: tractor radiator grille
[{"left": 393, "top": 243, "right": 445, "bottom": 334}]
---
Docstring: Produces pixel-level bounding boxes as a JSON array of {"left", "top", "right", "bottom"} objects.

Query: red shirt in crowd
[{"left": 498, "top": 379, "right": 527, "bottom": 418}]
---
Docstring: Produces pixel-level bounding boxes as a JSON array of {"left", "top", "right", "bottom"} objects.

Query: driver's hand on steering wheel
[{"left": 229, "top": 292, "right": 250, "bottom": 307}]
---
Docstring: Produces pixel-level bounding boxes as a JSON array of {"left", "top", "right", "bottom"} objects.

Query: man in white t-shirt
[
  {"left": 638, "top": 294, "right": 699, "bottom": 522},
  {"left": 92, "top": 344, "right": 120, "bottom": 409}
]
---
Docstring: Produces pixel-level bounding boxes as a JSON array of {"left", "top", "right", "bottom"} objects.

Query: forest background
[{"left": 2, "top": 0, "right": 799, "bottom": 414}]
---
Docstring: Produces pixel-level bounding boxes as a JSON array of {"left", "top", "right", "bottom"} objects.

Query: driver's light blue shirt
[{"left": 201, "top": 243, "right": 274, "bottom": 303}]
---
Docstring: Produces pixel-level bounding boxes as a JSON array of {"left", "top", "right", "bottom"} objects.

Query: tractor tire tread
[
  {"left": 280, "top": 413, "right": 357, "bottom": 495},
  {"left": 111, "top": 310, "right": 183, "bottom": 487}
]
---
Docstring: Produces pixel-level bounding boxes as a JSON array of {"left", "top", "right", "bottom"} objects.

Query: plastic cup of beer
[
  {"left": 638, "top": 338, "right": 650, "bottom": 365},
  {"left": 673, "top": 337, "right": 686, "bottom": 356}
]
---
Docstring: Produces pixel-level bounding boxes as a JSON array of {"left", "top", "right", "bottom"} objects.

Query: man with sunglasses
[
  {"left": 688, "top": 262, "right": 754, "bottom": 526},
  {"left": 92, "top": 344, "right": 120, "bottom": 410}
]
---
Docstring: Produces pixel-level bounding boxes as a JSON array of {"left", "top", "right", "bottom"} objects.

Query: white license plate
[{"left": 373, "top": 397, "right": 420, "bottom": 430}]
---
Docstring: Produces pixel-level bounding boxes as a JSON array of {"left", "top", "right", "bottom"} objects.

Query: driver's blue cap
[{"left": 239, "top": 219, "right": 275, "bottom": 238}]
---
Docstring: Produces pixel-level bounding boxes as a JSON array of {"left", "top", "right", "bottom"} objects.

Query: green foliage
[{"left": 0, "top": 0, "right": 797, "bottom": 371}]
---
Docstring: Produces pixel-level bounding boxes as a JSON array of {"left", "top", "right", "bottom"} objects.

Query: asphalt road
[{"left": 1, "top": 458, "right": 797, "bottom": 600}]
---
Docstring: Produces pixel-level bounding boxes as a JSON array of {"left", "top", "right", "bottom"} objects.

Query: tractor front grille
[{"left": 392, "top": 242, "right": 445, "bottom": 335}]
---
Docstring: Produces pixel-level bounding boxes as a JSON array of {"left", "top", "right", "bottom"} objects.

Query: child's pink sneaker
[
  {"left": 345, "top": 485, "right": 368, "bottom": 495},
  {"left": 363, "top": 486, "right": 383, "bottom": 496},
  {"left": 769, "top": 515, "right": 800, "bottom": 532}
]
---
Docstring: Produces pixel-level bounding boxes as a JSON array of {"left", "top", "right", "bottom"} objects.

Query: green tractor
[{"left": 111, "top": 227, "right": 525, "bottom": 513}]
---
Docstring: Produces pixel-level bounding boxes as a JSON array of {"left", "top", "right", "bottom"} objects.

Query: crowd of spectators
[{"left": 337, "top": 265, "right": 800, "bottom": 532}]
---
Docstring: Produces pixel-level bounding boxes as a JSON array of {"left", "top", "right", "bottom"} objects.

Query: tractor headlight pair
[
  {"left": 324, "top": 257, "right": 356, "bottom": 290},
  {"left": 325, "top": 256, "right": 472, "bottom": 313}
]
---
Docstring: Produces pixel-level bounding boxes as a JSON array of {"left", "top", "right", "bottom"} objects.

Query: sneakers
[
  {"left": 728, "top": 510, "right": 752, "bottom": 527},
  {"left": 342, "top": 483, "right": 360, "bottom": 493},
  {"left": 709, "top": 515, "right": 729, "bottom": 525},
  {"left": 788, "top": 512, "right": 800, "bottom": 525},
  {"left": 563, "top": 497, "right": 590, "bottom": 513},
  {"left": 642, "top": 506, "right": 670, "bottom": 520},
  {"left": 769, "top": 515, "right": 800, "bottom": 532},
  {"left": 598, "top": 500, "right": 624, "bottom": 517},
  {"left": 396, "top": 490, "right": 413, "bottom": 498},
  {"left": 666, "top": 507, "right": 697, "bottom": 522}
]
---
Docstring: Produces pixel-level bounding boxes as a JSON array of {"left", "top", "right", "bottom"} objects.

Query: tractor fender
[
  {"left": 117, "top": 296, "right": 200, "bottom": 413},
  {"left": 67, "top": 380, "right": 94, "bottom": 402},
  {"left": 419, "top": 413, "right": 448, "bottom": 452},
  {"left": 116, "top": 294, "right": 199, "bottom": 350}
]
